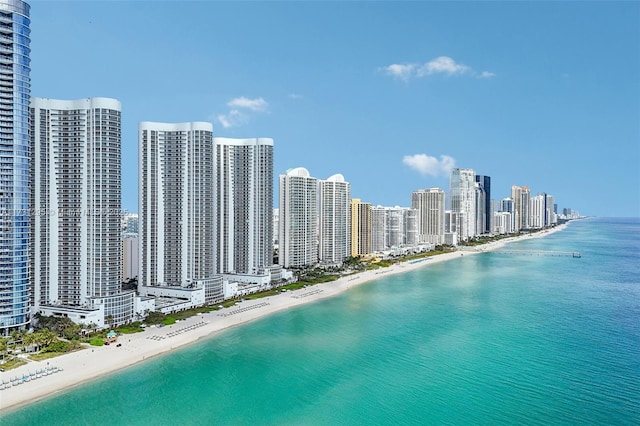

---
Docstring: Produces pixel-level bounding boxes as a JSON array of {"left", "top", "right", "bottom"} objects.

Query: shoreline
[{"left": 0, "top": 223, "right": 568, "bottom": 413}]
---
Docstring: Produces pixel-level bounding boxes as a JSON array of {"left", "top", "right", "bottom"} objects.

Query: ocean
[{"left": 2, "top": 217, "right": 639, "bottom": 425}]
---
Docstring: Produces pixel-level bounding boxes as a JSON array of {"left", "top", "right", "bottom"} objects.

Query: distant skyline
[{"left": 30, "top": 1, "right": 640, "bottom": 217}]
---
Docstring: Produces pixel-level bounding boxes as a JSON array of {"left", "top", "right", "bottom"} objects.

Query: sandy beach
[{"left": 0, "top": 224, "right": 567, "bottom": 412}]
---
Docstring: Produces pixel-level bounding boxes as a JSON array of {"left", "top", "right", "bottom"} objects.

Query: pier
[{"left": 494, "top": 250, "right": 581, "bottom": 258}]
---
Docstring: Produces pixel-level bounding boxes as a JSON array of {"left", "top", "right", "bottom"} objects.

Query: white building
[
  {"left": 545, "top": 194, "right": 557, "bottom": 226},
  {"left": 494, "top": 211, "right": 513, "bottom": 234},
  {"left": 122, "top": 212, "right": 139, "bottom": 236},
  {"left": 530, "top": 194, "right": 546, "bottom": 229},
  {"left": 122, "top": 236, "right": 139, "bottom": 282},
  {"left": 278, "top": 167, "right": 318, "bottom": 268},
  {"left": 273, "top": 208, "right": 279, "bottom": 248},
  {"left": 385, "top": 207, "right": 404, "bottom": 248},
  {"left": 138, "top": 122, "right": 221, "bottom": 309},
  {"left": 31, "top": 97, "right": 134, "bottom": 327},
  {"left": 215, "top": 137, "right": 274, "bottom": 276},
  {"left": 450, "top": 168, "right": 477, "bottom": 240},
  {"left": 370, "top": 206, "right": 387, "bottom": 252},
  {"left": 412, "top": 188, "right": 445, "bottom": 245},
  {"left": 404, "top": 208, "right": 419, "bottom": 246},
  {"left": 318, "top": 174, "right": 351, "bottom": 265}
]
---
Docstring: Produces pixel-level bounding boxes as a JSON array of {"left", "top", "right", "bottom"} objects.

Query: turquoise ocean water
[{"left": 2, "top": 217, "right": 639, "bottom": 425}]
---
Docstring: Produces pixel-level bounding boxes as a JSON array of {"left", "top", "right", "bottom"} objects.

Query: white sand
[{"left": 0, "top": 224, "right": 568, "bottom": 412}]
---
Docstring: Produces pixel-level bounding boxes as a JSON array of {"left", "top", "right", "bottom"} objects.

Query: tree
[
  {"left": 37, "top": 329, "right": 58, "bottom": 347},
  {"left": 106, "top": 315, "right": 114, "bottom": 329},
  {"left": 22, "top": 332, "right": 39, "bottom": 352},
  {"left": 0, "top": 337, "right": 7, "bottom": 360}
]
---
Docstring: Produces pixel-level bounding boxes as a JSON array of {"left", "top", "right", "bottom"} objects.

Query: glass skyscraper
[{"left": 0, "top": 0, "right": 30, "bottom": 335}]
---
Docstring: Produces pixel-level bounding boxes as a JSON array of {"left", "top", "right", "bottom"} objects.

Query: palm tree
[
  {"left": 22, "top": 332, "right": 38, "bottom": 353},
  {"left": 38, "top": 329, "right": 58, "bottom": 347},
  {"left": 0, "top": 337, "right": 8, "bottom": 361}
]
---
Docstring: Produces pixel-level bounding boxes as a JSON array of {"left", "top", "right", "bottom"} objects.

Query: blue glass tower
[{"left": 0, "top": 0, "right": 30, "bottom": 335}]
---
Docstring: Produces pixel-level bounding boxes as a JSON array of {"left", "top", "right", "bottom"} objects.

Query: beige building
[{"left": 350, "top": 199, "right": 372, "bottom": 257}]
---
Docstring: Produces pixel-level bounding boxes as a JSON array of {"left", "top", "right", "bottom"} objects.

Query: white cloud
[
  {"left": 402, "top": 154, "right": 456, "bottom": 177},
  {"left": 288, "top": 93, "right": 303, "bottom": 99},
  {"left": 418, "top": 56, "right": 470, "bottom": 76},
  {"left": 227, "top": 96, "right": 268, "bottom": 112},
  {"left": 217, "top": 109, "right": 247, "bottom": 129},
  {"left": 381, "top": 56, "right": 493, "bottom": 81},
  {"left": 381, "top": 63, "right": 417, "bottom": 81},
  {"left": 217, "top": 96, "right": 268, "bottom": 128}
]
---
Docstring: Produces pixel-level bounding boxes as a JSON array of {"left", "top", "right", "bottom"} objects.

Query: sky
[{"left": 29, "top": 1, "right": 640, "bottom": 217}]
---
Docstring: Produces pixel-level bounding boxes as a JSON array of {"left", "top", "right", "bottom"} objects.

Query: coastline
[{"left": 0, "top": 224, "right": 568, "bottom": 413}]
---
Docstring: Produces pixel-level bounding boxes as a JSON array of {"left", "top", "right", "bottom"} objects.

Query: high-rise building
[
  {"left": 370, "top": 206, "right": 387, "bottom": 252},
  {"left": 122, "top": 212, "right": 138, "bottom": 237},
  {"left": 494, "top": 211, "right": 513, "bottom": 234},
  {"left": 475, "top": 175, "right": 491, "bottom": 234},
  {"left": 272, "top": 208, "right": 279, "bottom": 248},
  {"left": 318, "top": 174, "right": 351, "bottom": 265},
  {"left": 412, "top": 188, "right": 445, "bottom": 245},
  {"left": 474, "top": 182, "right": 486, "bottom": 236},
  {"left": 511, "top": 185, "right": 531, "bottom": 231},
  {"left": 278, "top": 167, "right": 318, "bottom": 268},
  {"left": 139, "top": 122, "right": 216, "bottom": 289},
  {"left": 350, "top": 199, "right": 372, "bottom": 257},
  {"left": 545, "top": 194, "right": 556, "bottom": 226},
  {"left": 32, "top": 97, "right": 133, "bottom": 327},
  {"left": 450, "top": 168, "right": 476, "bottom": 240},
  {"left": 530, "top": 194, "right": 546, "bottom": 228},
  {"left": 122, "top": 236, "right": 139, "bottom": 282},
  {"left": 403, "top": 208, "right": 419, "bottom": 246},
  {"left": 0, "top": 0, "right": 30, "bottom": 335},
  {"left": 385, "top": 207, "right": 404, "bottom": 248},
  {"left": 215, "top": 137, "right": 273, "bottom": 275},
  {"left": 500, "top": 197, "right": 513, "bottom": 214}
]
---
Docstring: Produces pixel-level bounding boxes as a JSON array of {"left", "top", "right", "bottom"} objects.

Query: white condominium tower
[
  {"left": 530, "top": 194, "right": 546, "bottom": 229},
  {"left": 215, "top": 137, "right": 273, "bottom": 275},
  {"left": 318, "top": 174, "right": 351, "bottom": 265},
  {"left": 530, "top": 193, "right": 556, "bottom": 229},
  {"left": 32, "top": 98, "right": 132, "bottom": 325},
  {"left": 450, "top": 168, "right": 477, "bottom": 241},
  {"left": 412, "top": 188, "right": 445, "bottom": 245},
  {"left": 370, "top": 206, "right": 387, "bottom": 252},
  {"left": 0, "top": 0, "right": 30, "bottom": 334},
  {"left": 278, "top": 167, "right": 318, "bottom": 268},
  {"left": 139, "top": 122, "right": 215, "bottom": 288}
]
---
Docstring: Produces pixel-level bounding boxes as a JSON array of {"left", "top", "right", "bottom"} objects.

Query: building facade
[
  {"left": 412, "top": 188, "right": 445, "bottom": 245},
  {"left": 475, "top": 175, "right": 491, "bottom": 234},
  {"left": 138, "top": 122, "right": 215, "bottom": 289},
  {"left": 511, "top": 185, "right": 531, "bottom": 231},
  {"left": 318, "top": 174, "right": 351, "bottom": 265},
  {"left": 403, "top": 208, "right": 419, "bottom": 246},
  {"left": 215, "top": 137, "right": 273, "bottom": 275},
  {"left": 350, "top": 199, "right": 372, "bottom": 257},
  {"left": 0, "top": 0, "right": 30, "bottom": 334},
  {"left": 278, "top": 167, "right": 318, "bottom": 268},
  {"left": 450, "top": 168, "right": 476, "bottom": 241},
  {"left": 122, "top": 236, "right": 139, "bottom": 282},
  {"left": 370, "top": 206, "right": 387, "bottom": 252},
  {"left": 31, "top": 97, "right": 131, "bottom": 326}
]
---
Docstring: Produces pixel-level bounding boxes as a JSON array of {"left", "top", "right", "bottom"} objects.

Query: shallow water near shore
[{"left": 3, "top": 217, "right": 639, "bottom": 425}]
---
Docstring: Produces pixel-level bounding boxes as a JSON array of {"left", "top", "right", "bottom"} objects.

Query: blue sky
[{"left": 30, "top": 1, "right": 640, "bottom": 217}]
